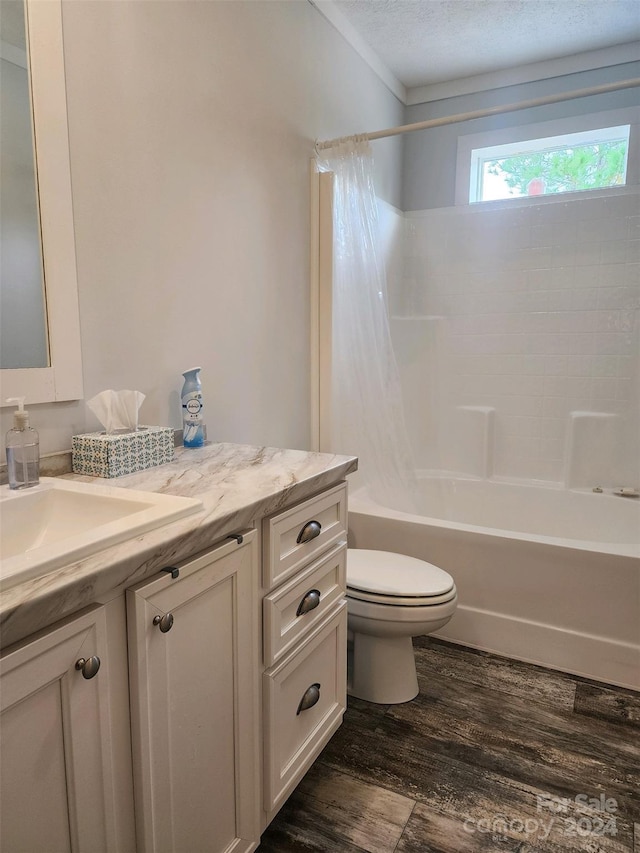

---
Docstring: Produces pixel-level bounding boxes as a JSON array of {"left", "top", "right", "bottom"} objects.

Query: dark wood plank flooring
[{"left": 258, "top": 637, "right": 640, "bottom": 853}]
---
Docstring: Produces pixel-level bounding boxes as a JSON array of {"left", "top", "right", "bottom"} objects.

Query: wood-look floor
[{"left": 257, "top": 638, "right": 640, "bottom": 853}]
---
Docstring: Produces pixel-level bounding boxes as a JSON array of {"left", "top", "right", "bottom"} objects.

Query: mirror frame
[{"left": 1, "top": 0, "right": 82, "bottom": 405}]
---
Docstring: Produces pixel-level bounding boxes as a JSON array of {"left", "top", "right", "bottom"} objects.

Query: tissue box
[{"left": 72, "top": 426, "right": 174, "bottom": 478}]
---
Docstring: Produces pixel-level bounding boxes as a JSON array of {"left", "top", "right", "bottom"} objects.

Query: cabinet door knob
[
  {"left": 75, "top": 656, "right": 101, "bottom": 679},
  {"left": 296, "top": 520, "right": 322, "bottom": 544},
  {"left": 153, "top": 613, "right": 174, "bottom": 633},
  {"left": 296, "top": 682, "right": 321, "bottom": 715},
  {"left": 296, "top": 589, "right": 321, "bottom": 617}
]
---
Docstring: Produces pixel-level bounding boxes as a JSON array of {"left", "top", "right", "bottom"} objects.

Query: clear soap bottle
[{"left": 5, "top": 397, "right": 39, "bottom": 489}]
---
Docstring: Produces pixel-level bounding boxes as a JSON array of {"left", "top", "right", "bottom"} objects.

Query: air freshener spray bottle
[{"left": 181, "top": 367, "right": 206, "bottom": 448}]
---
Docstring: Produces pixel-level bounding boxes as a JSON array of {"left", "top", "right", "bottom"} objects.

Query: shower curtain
[{"left": 317, "top": 137, "right": 418, "bottom": 512}]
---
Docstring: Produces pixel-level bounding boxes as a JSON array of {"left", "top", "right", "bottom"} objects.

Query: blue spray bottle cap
[{"left": 182, "top": 366, "right": 202, "bottom": 381}]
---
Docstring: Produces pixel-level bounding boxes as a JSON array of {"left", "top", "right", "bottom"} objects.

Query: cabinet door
[
  {"left": 0, "top": 605, "right": 122, "bottom": 852},
  {"left": 127, "top": 531, "right": 259, "bottom": 853}
]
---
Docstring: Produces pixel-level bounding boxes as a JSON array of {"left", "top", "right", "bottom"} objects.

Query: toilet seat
[
  {"left": 347, "top": 549, "right": 455, "bottom": 607},
  {"left": 347, "top": 586, "right": 457, "bottom": 607}
]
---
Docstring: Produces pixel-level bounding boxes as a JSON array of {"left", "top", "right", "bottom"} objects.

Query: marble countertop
[{"left": 0, "top": 442, "right": 357, "bottom": 648}]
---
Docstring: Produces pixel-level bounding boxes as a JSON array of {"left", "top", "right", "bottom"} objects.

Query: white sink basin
[{"left": 0, "top": 477, "right": 203, "bottom": 589}]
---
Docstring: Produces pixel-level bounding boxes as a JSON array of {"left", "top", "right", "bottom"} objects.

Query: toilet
[{"left": 346, "top": 549, "right": 457, "bottom": 704}]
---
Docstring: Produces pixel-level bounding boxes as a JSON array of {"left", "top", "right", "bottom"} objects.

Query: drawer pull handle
[
  {"left": 297, "top": 520, "right": 322, "bottom": 544},
  {"left": 153, "top": 613, "right": 174, "bottom": 633},
  {"left": 297, "top": 683, "right": 321, "bottom": 715},
  {"left": 75, "top": 656, "right": 101, "bottom": 679},
  {"left": 162, "top": 566, "right": 180, "bottom": 579},
  {"left": 296, "top": 589, "right": 321, "bottom": 617}
]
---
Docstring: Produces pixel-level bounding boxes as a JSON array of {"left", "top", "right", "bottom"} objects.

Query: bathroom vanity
[{"left": 0, "top": 443, "right": 356, "bottom": 852}]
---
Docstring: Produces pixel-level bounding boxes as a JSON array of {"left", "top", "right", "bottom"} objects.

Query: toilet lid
[{"left": 347, "top": 549, "right": 454, "bottom": 598}]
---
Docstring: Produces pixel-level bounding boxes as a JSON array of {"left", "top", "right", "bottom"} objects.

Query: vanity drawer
[
  {"left": 263, "top": 482, "right": 347, "bottom": 589},
  {"left": 263, "top": 603, "right": 347, "bottom": 813},
  {"left": 263, "top": 542, "right": 346, "bottom": 667}
]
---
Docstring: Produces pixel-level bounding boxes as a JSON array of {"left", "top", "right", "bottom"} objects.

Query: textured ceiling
[{"left": 332, "top": 0, "right": 640, "bottom": 88}]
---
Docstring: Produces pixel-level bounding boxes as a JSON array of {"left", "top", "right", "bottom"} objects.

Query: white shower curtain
[{"left": 317, "top": 137, "right": 418, "bottom": 511}]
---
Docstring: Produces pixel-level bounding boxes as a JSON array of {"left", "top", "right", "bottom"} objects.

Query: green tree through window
[{"left": 486, "top": 140, "right": 628, "bottom": 196}]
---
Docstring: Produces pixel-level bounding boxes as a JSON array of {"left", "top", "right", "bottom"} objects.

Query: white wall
[{"left": 2, "top": 0, "right": 403, "bottom": 455}]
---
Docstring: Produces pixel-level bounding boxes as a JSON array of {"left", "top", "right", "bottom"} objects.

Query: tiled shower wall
[{"left": 386, "top": 191, "right": 640, "bottom": 485}]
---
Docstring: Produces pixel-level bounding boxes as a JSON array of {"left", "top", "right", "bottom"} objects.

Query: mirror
[
  {"left": 0, "top": 0, "right": 48, "bottom": 368},
  {"left": 0, "top": 0, "right": 82, "bottom": 404}
]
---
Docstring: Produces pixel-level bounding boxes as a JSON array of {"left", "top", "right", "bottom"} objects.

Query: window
[
  {"left": 470, "top": 125, "right": 630, "bottom": 203},
  {"left": 454, "top": 107, "right": 639, "bottom": 207}
]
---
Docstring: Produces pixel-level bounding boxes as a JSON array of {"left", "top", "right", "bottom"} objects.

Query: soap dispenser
[{"left": 5, "top": 397, "right": 39, "bottom": 489}]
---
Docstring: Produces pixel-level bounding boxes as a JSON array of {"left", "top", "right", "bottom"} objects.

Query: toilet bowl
[{"left": 346, "top": 549, "right": 457, "bottom": 704}]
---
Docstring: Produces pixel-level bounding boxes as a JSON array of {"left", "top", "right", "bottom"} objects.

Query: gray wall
[{"left": 402, "top": 61, "right": 640, "bottom": 211}]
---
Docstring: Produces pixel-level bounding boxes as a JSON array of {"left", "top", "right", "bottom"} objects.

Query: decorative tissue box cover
[{"left": 72, "top": 426, "right": 174, "bottom": 478}]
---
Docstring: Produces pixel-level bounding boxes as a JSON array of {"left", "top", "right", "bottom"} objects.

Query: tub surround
[
  {"left": 387, "top": 190, "right": 640, "bottom": 486},
  {"left": 0, "top": 442, "right": 357, "bottom": 648}
]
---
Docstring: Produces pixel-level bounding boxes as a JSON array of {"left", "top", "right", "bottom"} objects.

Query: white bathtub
[{"left": 348, "top": 475, "right": 640, "bottom": 690}]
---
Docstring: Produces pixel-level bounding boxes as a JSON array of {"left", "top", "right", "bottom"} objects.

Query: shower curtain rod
[{"left": 315, "top": 77, "right": 640, "bottom": 151}]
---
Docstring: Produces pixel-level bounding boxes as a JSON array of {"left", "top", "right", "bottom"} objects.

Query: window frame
[{"left": 455, "top": 106, "right": 640, "bottom": 207}]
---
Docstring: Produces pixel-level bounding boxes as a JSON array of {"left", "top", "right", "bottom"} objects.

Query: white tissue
[{"left": 87, "top": 390, "right": 145, "bottom": 434}]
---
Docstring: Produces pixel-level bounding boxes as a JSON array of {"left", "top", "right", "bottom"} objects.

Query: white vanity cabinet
[
  {"left": 261, "top": 482, "right": 348, "bottom": 822},
  {"left": 0, "top": 600, "right": 135, "bottom": 852},
  {"left": 126, "top": 530, "right": 259, "bottom": 853},
  {"left": 0, "top": 476, "right": 352, "bottom": 852}
]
